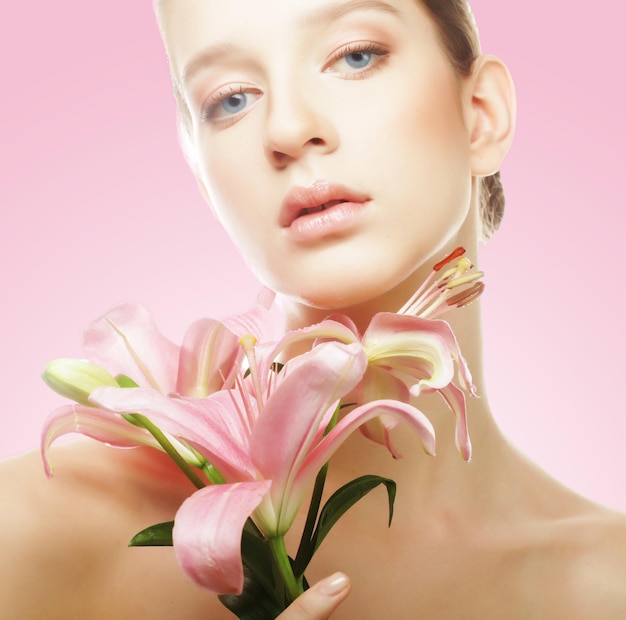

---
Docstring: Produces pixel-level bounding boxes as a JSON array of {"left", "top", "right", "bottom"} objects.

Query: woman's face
[{"left": 159, "top": 0, "right": 476, "bottom": 310}]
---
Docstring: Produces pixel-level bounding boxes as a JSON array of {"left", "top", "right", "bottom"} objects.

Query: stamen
[
  {"left": 406, "top": 285, "right": 447, "bottom": 317},
  {"left": 399, "top": 249, "right": 484, "bottom": 318},
  {"left": 446, "top": 282, "right": 485, "bottom": 309},
  {"left": 397, "top": 269, "right": 438, "bottom": 315},
  {"left": 239, "top": 334, "right": 265, "bottom": 412},
  {"left": 446, "top": 271, "right": 484, "bottom": 289},
  {"left": 433, "top": 247, "right": 466, "bottom": 271},
  {"left": 229, "top": 375, "right": 253, "bottom": 436}
]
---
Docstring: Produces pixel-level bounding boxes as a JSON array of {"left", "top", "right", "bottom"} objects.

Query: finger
[{"left": 278, "top": 573, "right": 351, "bottom": 620}]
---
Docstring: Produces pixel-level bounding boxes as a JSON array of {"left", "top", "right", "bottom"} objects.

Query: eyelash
[
  {"left": 200, "top": 85, "right": 260, "bottom": 127},
  {"left": 326, "top": 42, "right": 390, "bottom": 78},
  {"left": 199, "top": 42, "right": 390, "bottom": 127}
]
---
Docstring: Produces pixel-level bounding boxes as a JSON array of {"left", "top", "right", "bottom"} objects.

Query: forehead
[{"left": 157, "top": 0, "right": 426, "bottom": 79}]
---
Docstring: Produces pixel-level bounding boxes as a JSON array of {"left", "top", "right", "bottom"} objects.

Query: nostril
[
  {"left": 271, "top": 151, "right": 290, "bottom": 168},
  {"left": 310, "top": 137, "right": 324, "bottom": 145}
]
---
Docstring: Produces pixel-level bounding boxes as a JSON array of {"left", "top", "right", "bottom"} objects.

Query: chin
[
  {"left": 274, "top": 265, "right": 416, "bottom": 317},
  {"left": 255, "top": 233, "right": 467, "bottom": 319}
]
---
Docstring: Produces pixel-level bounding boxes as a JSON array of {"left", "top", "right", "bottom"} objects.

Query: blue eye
[
  {"left": 344, "top": 51, "right": 373, "bottom": 69},
  {"left": 202, "top": 87, "right": 261, "bottom": 125},
  {"left": 221, "top": 92, "right": 248, "bottom": 115},
  {"left": 326, "top": 43, "right": 389, "bottom": 76}
]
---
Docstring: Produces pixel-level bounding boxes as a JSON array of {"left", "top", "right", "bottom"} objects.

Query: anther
[{"left": 433, "top": 247, "right": 466, "bottom": 272}]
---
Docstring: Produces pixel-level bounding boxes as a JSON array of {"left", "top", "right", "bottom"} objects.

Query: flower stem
[
  {"left": 293, "top": 403, "right": 342, "bottom": 577},
  {"left": 202, "top": 462, "right": 226, "bottom": 485},
  {"left": 268, "top": 536, "right": 302, "bottom": 603},
  {"left": 184, "top": 443, "right": 226, "bottom": 485},
  {"left": 124, "top": 413, "right": 207, "bottom": 490}
]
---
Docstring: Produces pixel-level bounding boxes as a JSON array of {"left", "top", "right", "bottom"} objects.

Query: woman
[
  {"left": 151, "top": 0, "right": 626, "bottom": 617},
  {"left": 2, "top": 0, "right": 625, "bottom": 618}
]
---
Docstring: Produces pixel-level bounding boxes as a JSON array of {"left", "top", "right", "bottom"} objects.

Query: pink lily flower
[
  {"left": 347, "top": 312, "right": 475, "bottom": 461},
  {"left": 255, "top": 248, "right": 482, "bottom": 461},
  {"left": 41, "top": 299, "right": 272, "bottom": 475},
  {"left": 89, "top": 339, "right": 437, "bottom": 594},
  {"left": 352, "top": 247, "right": 484, "bottom": 461},
  {"left": 82, "top": 299, "right": 272, "bottom": 395}
]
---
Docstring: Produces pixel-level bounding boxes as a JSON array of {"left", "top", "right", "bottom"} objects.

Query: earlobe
[{"left": 466, "top": 55, "right": 516, "bottom": 176}]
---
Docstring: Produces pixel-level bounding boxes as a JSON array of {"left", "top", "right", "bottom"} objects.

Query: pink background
[{"left": 2, "top": 3, "right": 625, "bottom": 508}]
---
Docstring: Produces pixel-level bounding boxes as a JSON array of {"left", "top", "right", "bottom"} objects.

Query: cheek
[
  {"left": 196, "top": 138, "right": 290, "bottom": 289},
  {"left": 394, "top": 71, "right": 468, "bottom": 167},
  {"left": 359, "top": 70, "right": 472, "bottom": 224},
  {"left": 196, "top": 135, "right": 267, "bottom": 246}
]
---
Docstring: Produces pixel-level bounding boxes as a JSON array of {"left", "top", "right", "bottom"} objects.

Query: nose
[{"left": 263, "top": 80, "right": 338, "bottom": 168}]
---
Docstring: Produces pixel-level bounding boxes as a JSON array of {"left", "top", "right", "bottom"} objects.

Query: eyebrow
[
  {"left": 179, "top": 0, "right": 401, "bottom": 85},
  {"left": 296, "top": 0, "right": 401, "bottom": 27},
  {"left": 180, "top": 42, "right": 241, "bottom": 86}
]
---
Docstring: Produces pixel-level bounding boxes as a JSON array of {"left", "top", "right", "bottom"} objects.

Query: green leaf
[
  {"left": 293, "top": 463, "right": 328, "bottom": 576},
  {"left": 219, "top": 526, "right": 287, "bottom": 619},
  {"left": 218, "top": 565, "right": 285, "bottom": 620},
  {"left": 129, "top": 520, "right": 174, "bottom": 547},
  {"left": 240, "top": 529, "right": 279, "bottom": 599},
  {"left": 295, "top": 475, "right": 396, "bottom": 576}
]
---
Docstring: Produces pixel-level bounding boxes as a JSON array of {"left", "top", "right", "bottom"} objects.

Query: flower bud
[{"left": 42, "top": 358, "right": 119, "bottom": 406}]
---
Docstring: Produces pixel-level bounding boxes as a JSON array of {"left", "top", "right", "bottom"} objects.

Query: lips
[{"left": 280, "top": 181, "right": 370, "bottom": 228}]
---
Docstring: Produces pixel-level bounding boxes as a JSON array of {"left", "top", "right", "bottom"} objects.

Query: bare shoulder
[
  {"left": 540, "top": 504, "right": 626, "bottom": 619},
  {"left": 0, "top": 442, "right": 230, "bottom": 620},
  {"left": 571, "top": 508, "right": 626, "bottom": 614}
]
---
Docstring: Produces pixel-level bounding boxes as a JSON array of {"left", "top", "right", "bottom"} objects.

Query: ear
[{"left": 465, "top": 55, "right": 516, "bottom": 176}]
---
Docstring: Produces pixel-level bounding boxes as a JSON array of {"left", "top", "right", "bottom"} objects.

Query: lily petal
[
  {"left": 362, "top": 313, "right": 458, "bottom": 391},
  {"left": 329, "top": 399, "right": 436, "bottom": 457},
  {"left": 173, "top": 481, "right": 272, "bottom": 594},
  {"left": 258, "top": 319, "right": 360, "bottom": 384},
  {"left": 435, "top": 383, "right": 472, "bottom": 461},
  {"left": 355, "top": 366, "right": 411, "bottom": 404},
  {"left": 250, "top": 342, "right": 367, "bottom": 533},
  {"left": 40, "top": 404, "right": 156, "bottom": 477},
  {"left": 358, "top": 414, "right": 403, "bottom": 458},
  {"left": 295, "top": 399, "right": 436, "bottom": 501},
  {"left": 176, "top": 318, "right": 242, "bottom": 397},
  {"left": 350, "top": 366, "right": 412, "bottom": 455},
  {"left": 89, "top": 386, "right": 257, "bottom": 482},
  {"left": 221, "top": 301, "right": 274, "bottom": 343},
  {"left": 82, "top": 302, "right": 179, "bottom": 393}
]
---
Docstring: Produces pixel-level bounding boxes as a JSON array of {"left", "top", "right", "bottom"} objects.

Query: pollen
[
  {"left": 239, "top": 334, "right": 257, "bottom": 349},
  {"left": 432, "top": 246, "right": 466, "bottom": 271}
]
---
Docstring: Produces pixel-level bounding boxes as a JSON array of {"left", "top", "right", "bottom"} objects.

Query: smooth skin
[
  {"left": 3, "top": 0, "right": 626, "bottom": 618},
  {"left": 0, "top": 443, "right": 348, "bottom": 620}
]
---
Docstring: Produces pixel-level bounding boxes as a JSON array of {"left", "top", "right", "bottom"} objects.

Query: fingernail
[{"left": 318, "top": 572, "right": 350, "bottom": 596}]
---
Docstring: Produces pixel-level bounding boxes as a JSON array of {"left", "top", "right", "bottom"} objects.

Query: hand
[{"left": 277, "top": 573, "right": 351, "bottom": 619}]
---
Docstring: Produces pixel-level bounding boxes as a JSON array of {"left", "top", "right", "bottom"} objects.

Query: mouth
[
  {"left": 298, "top": 199, "right": 347, "bottom": 217},
  {"left": 280, "top": 181, "right": 370, "bottom": 228}
]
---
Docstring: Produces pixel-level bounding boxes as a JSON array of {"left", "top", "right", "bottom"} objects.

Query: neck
[
  {"left": 279, "top": 187, "right": 483, "bottom": 334},
  {"left": 277, "top": 202, "right": 553, "bottom": 525},
  {"left": 279, "top": 204, "right": 590, "bottom": 549},
  {"left": 327, "top": 298, "right": 507, "bottom": 513},
  {"left": 279, "top": 260, "right": 530, "bottom": 526}
]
